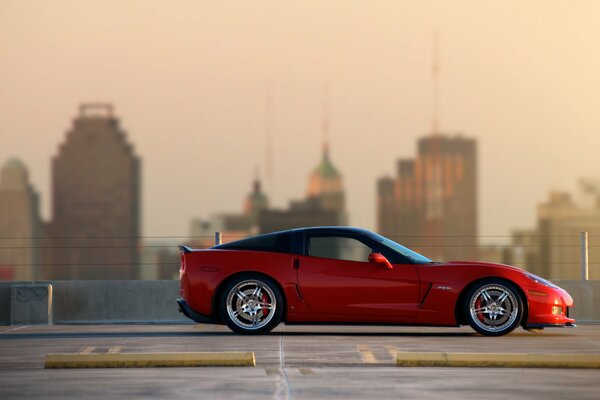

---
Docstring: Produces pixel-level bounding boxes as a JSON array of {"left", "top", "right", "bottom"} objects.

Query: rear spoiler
[{"left": 178, "top": 245, "right": 194, "bottom": 254}]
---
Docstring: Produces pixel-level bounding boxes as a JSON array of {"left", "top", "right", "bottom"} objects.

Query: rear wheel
[
  {"left": 219, "top": 274, "right": 283, "bottom": 334},
  {"left": 464, "top": 280, "right": 523, "bottom": 336}
]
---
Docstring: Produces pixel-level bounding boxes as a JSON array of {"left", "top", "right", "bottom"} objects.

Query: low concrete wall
[
  {"left": 554, "top": 280, "right": 600, "bottom": 322},
  {"left": 10, "top": 284, "right": 53, "bottom": 325},
  {"left": 0, "top": 280, "right": 188, "bottom": 325},
  {"left": 1, "top": 280, "right": 599, "bottom": 325},
  {"left": 51, "top": 280, "right": 188, "bottom": 324},
  {"left": 0, "top": 283, "right": 13, "bottom": 325}
]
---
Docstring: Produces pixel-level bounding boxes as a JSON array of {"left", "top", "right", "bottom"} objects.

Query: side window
[{"left": 308, "top": 236, "right": 373, "bottom": 263}]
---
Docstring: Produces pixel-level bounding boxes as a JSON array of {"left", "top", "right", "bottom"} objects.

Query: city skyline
[{"left": 2, "top": 1, "right": 600, "bottom": 243}]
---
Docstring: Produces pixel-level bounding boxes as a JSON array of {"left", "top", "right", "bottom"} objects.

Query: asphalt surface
[{"left": 1, "top": 323, "right": 600, "bottom": 399}]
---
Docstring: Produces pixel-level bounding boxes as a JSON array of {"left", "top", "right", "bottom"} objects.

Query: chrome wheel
[
  {"left": 225, "top": 279, "right": 277, "bottom": 331},
  {"left": 468, "top": 283, "right": 519, "bottom": 335}
]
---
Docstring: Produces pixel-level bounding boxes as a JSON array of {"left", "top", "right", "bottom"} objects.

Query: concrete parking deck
[{"left": 1, "top": 324, "right": 600, "bottom": 399}]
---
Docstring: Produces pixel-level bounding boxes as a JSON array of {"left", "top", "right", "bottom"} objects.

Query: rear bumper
[{"left": 176, "top": 298, "right": 217, "bottom": 324}]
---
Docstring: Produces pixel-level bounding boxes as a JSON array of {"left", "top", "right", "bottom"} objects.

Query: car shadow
[
  {"left": 269, "top": 331, "right": 476, "bottom": 337},
  {"left": 0, "top": 331, "right": 237, "bottom": 340}
]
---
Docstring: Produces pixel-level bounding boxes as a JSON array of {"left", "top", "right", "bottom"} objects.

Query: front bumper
[
  {"left": 526, "top": 285, "right": 577, "bottom": 327},
  {"left": 176, "top": 298, "right": 217, "bottom": 324},
  {"left": 526, "top": 322, "right": 577, "bottom": 329}
]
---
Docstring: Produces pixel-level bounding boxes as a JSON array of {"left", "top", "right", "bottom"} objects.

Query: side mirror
[{"left": 368, "top": 253, "right": 393, "bottom": 270}]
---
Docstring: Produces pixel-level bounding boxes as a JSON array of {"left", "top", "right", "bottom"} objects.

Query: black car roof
[{"left": 291, "top": 226, "right": 373, "bottom": 236}]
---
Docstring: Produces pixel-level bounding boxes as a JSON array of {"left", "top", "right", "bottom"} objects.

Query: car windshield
[{"left": 369, "top": 232, "right": 433, "bottom": 264}]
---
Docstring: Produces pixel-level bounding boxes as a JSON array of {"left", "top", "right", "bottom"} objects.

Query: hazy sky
[{"left": 1, "top": 1, "right": 600, "bottom": 243}]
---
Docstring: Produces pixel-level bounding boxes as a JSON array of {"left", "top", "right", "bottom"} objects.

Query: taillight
[{"left": 179, "top": 252, "right": 186, "bottom": 280}]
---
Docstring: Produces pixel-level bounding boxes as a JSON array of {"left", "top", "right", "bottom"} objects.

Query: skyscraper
[
  {"left": 377, "top": 134, "right": 477, "bottom": 261},
  {"left": 48, "top": 104, "right": 141, "bottom": 279},
  {"left": 0, "top": 159, "right": 42, "bottom": 280}
]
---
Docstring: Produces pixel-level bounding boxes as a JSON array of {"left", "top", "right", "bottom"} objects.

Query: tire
[
  {"left": 219, "top": 274, "right": 283, "bottom": 334},
  {"left": 464, "top": 279, "right": 523, "bottom": 336}
]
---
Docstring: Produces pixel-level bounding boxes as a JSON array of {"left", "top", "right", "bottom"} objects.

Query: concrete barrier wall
[
  {"left": 51, "top": 280, "right": 188, "bottom": 324},
  {"left": 1, "top": 280, "right": 599, "bottom": 325},
  {"left": 0, "top": 281, "right": 188, "bottom": 325},
  {"left": 553, "top": 280, "right": 600, "bottom": 322}
]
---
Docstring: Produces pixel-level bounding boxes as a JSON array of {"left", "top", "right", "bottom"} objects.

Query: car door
[{"left": 296, "top": 233, "right": 420, "bottom": 323}]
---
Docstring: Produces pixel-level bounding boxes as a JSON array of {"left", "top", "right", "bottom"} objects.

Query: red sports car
[{"left": 177, "top": 227, "right": 576, "bottom": 336}]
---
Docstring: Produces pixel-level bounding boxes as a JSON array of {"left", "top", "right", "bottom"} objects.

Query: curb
[
  {"left": 395, "top": 352, "right": 600, "bottom": 369},
  {"left": 45, "top": 351, "right": 256, "bottom": 368}
]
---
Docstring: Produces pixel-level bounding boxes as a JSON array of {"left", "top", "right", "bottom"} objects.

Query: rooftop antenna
[
  {"left": 322, "top": 82, "right": 330, "bottom": 157},
  {"left": 432, "top": 29, "right": 440, "bottom": 136},
  {"left": 265, "top": 83, "right": 273, "bottom": 180}
]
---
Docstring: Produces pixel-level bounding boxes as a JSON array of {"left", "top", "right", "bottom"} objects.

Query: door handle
[{"left": 293, "top": 258, "right": 300, "bottom": 269}]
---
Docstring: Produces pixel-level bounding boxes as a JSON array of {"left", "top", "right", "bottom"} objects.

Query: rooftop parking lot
[{"left": 1, "top": 323, "right": 600, "bottom": 399}]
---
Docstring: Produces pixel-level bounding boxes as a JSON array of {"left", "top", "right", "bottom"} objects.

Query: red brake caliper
[
  {"left": 262, "top": 294, "right": 269, "bottom": 316},
  {"left": 475, "top": 298, "right": 484, "bottom": 322}
]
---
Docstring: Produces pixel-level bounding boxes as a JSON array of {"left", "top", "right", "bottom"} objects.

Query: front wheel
[
  {"left": 464, "top": 280, "right": 523, "bottom": 336},
  {"left": 219, "top": 274, "right": 283, "bottom": 334}
]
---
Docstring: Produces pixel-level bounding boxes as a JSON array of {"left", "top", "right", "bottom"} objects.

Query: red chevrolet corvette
[{"left": 177, "top": 227, "right": 576, "bottom": 336}]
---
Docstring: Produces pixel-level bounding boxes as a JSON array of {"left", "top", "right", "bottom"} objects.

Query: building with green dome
[{"left": 306, "top": 143, "right": 345, "bottom": 215}]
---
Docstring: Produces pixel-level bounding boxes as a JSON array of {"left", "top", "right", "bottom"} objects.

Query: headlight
[{"left": 526, "top": 273, "right": 559, "bottom": 289}]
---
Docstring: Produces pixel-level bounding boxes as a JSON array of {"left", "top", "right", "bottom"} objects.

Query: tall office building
[
  {"left": 48, "top": 104, "right": 141, "bottom": 279},
  {"left": 0, "top": 159, "right": 42, "bottom": 280},
  {"left": 377, "top": 134, "right": 477, "bottom": 261}
]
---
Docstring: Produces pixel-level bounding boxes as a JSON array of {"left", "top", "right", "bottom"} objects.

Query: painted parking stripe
[
  {"left": 0, "top": 326, "right": 30, "bottom": 334},
  {"left": 384, "top": 345, "right": 398, "bottom": 358},
  {"left": 107, "top": 346, "right": 123, "bottom": 354},
  {"left": 357, "top": 344, "right": 377, "bottom": 364},
  {"left": 45, "top": 352, "right": 256, "bottom": 368},
  {"left": 395, "top": 352, "right": 600, "bottom": 369},
  {"left": 79, "top": 347, "right": 95, "bottom": 354}
]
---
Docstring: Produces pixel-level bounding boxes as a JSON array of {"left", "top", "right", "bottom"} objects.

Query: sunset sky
[{"left": 1, "top": 1, "right": 600, "bottom": 242}]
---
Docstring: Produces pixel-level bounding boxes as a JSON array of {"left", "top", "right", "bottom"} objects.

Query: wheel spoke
[
  {"left": 480, "top": 290, "right": 492, "bottom": 303},
  {"left": 497, "top": 291, "right": 509, "bottom": 304},
  {"left": 473, "top": 307, "right": 489, "bottom": 315},
  {"left": 236, "top": 291, "right": 247, "bottom": 301}
]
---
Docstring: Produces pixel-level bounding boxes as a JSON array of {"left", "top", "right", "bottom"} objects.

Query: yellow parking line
[
  {"left": 298, "top": 368, "right": 316, "bottom": 375},
  {"left": 45, "top": 352, "right": 256, "bottom": 368},
  {"left": 107, "top": 347, "right": 123, "bottom": 354},
  {"left": 357, "top": 344, "right": 377, "bottom": 364},
  {"left": 396, "top": 352, "right": 600, "bottom": 369},
  {"left": 79, "top": 347, "right": 95, "bottom": 354}
]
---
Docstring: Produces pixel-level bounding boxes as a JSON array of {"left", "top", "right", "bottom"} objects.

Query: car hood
[{"left": 436, "top": 260, "right": 527, "bottom": 274}]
